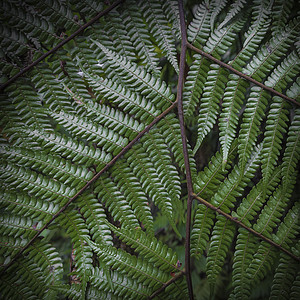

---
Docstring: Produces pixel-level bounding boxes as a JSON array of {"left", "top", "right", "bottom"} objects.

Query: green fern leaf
[
  {"left": 0, "top": 146, "right": 94, "bottom": 188},
  {"left": 194, "top": 139, "right": 238, "bottom": 199},
  {"left": 0, "top": 163, "right": 76, "bottom": 205},
  {"left": 244, "top": 17, "right": 300, "bottom": 81},
  {"left": 57, "top": 208, "right": 94, "bottom": 280},
  {"left": 64, "top": 85, "right": 144, "bottom": 140},
  {"left": 211, "top": 143, "right": 262, "bottom": 213},
  {"left": 219, "top": 75, "right": 248, "bottom": 166},
  {"left": 269, "top": 252, "right": 299, "bottom": 300},
  {"left": 282, "top": 108, "right": 300, "bottom": 193},
  {"left": 218, "top": 0, "right": 248, "bottom": 29},
  {"left": 206, "top": 215, "right": 236, "bottom": 284},
  {"left": 230, "top": 228, "right": 258, "bottom": 299},
  {"left": 183, "top": 56, "right": 210, "bottom": 123},
  {"left": 49, "top": 110, "right": 128, "bottom": 155},
  {"left": 88, "top": 239, "right": 170, "bottom": 290},
  {"left": 91, "top": 40, "right": 175, "bottom": 111},
  {"left": 24, "top": 129, "right": 111, "bottom": 171},
  {"left": 233, "top": 166, "right": 281, "bottom": 227},
  {"left": 187, "top": 2, "right": 212, "bottom": 47},
  {"left": 271, "top": 0, "right": 294, "bottom": 35},
  {"left": 141, "top": 0, "right": 179, "bottom": 73},
  {"left": 122, "top": 0, "right": 161, "bottom": 75},
  {"left": 80, "top": 68, "right": 159, "bottom": 123},
  {"left": 193, "top": 65, "right": 228, "bottom": 154},
  {"left": 190, "top": 204, "right": 215, "bottom": 259},
  {"left": 76, "top": 193, "right": 113, "bottom": 246},
  {"left": 106, "top": 222, "right": 178, "bottom": 272},
  {"left": 90, "top": 267, "right": 152, "bottom": 299},
  {"left": 0, "top": 190, "right": 58, "bottom": 221},
  {"left": 110, "top": 160, "right": 154, "bottom": 234},
  {"left": 94, "top": 174, "right": 140, "bottom": 229}
]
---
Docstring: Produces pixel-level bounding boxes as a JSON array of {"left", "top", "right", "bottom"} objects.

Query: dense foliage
[{"left": 0, "top": 0, "right": 299, "bottom": 299}]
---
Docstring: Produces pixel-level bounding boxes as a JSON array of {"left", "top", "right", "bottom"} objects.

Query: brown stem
[
  {"left": 192, "top": 193, "right": 300, "bottom": 262},
  {"left": 148, "top": 271, "right": 185, "bottom": 299},
  {"left": 187, "top": 43, "right": 300, "bottom": 107},
  {"left": 0, "top": 101, "right": 178, "bottom": 276},
  {"left": 0, "top": 0, "right": 125, "bottom": 92},
  {"left": 177, "top": 1, "right": 194, "bottom": 299}
]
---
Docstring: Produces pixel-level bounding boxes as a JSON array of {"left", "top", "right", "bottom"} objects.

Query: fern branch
[
  {"left": 0, "top": 100, "right": 178, "bottom": 277},
  {"left": 0, "top": 0, "right": 125, "bottom": 91},
  {"left": 187, "top": 42, "right": 300, "bottom": 106},
  {"left": 192, "top": 193, "right": 300, "bottom": 262}
]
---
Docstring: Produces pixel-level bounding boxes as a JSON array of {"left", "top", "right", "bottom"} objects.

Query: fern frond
[
  {"left": 49, "top": 110, "right": 128, "bottom": 155},
  {"left": 91, "top": 41, "right": 175, "bottom": 110},
  {"left": 90, "top": 267, "right": 151, "bottom": 299},
  {"left": 0, "top": 0, "right": 58, "bottom": 47},
  {"left": 194, "top": 139, "right": 238, "bottom": 199},
  {"left": 5, "top": 80, "right": 51, "bottom": 130},
  {"left": 162, "top": 0, "right": 181, "bottom": 40},
  {"left": 193, "top": 65, "right": 228, "bottom": 153},
  {"left": 269, "top": 252, "right": 299, "bottom": 300},
  {"left": 272, "top": 203, "right": 300, "bottom": 249},
  {"left": 219, "top": 75, "right": 248, "bottom": 166},
  {"left": 5, "top": 240, "right": 63, "bottom": 299},
  {"left": 69, "top": 0, "right": 103, "bottom": 21},
  {"left": 0, "top": 213, "right": 41, "bottom": 243},
  {"left": 157, "top": 113, "right": 197, "bottom": 179},
  {"left": 144, "top": 128, "right": 181, "bottom": 205},
  {"left": 31, "top": 64, "right": 75, "bottom": 112},
  {"left": 57, "top": 208, "right": 94, "bottom": 280},
  {"left": 231, "top": 3, "right": 271, "bottom": 71},
  {"left": 238, "top": 88, "right": 269, "bottom": 170},
  {"left": 203, "top": 13, "right": 247, "bottom": 60},
  {"left": 290, "top": 271, "right": 300, "bottom": 300},
  {"left": 110, "top": 160, "right": 154, "bottom": 234},
  {"left": 218, "top": 0, "right": 248, "bottom": 29},
  {"left": 88, "top": 239, "right": 169, "bottom": 289},
  {"left": 0, "top": 270, "right": 39, "bottom": 300},
  {"left": 124, "top": 142, "right": 178, "bottom": 235},
  {"left": 65, "top": 86, "right": 144, "bottom": 140},
  {"left": 76, "top": 193, "right": 113, "bottom": 246},
  {"left": 25, "top": 129, "right": 111, "bottom": 170},
  {"left": 211, "top": 143, "right": 262, "bottom": 213},
  {"left": 244, "top": 17, "right": 300, "bottom": 80},
  {"left": 230, "top": 228, "right": 258, "bottom": 299},
  {"left": 0, "top": 146, "right": 93, "bottom": 188},
  {"left": 282, "top": 108, "right": 300, "bottom": 193},
  {"left": 101, "top": 10, "right": 136, "bottom": 62},
  {"left": 0, "top": 190, "right": 58, "bottom": 221},
  {"left": 248, "top": 203, "right": 299, "bottom": 291},
  {"left": 183, "top": 56, "right": 210, "bottom": 123},
  {"left": 94, "top": 174, "right": 140, "bottom": 229},
  {"left": 271, "top": 0, "right": 294, "bottom": 35},
  {"left": 253, "top": 179, "right": 296, "bottom": 237},
  {"left": 261, "top": 97, "right": 289, "bottom": 189},
  {"left": 141, "top": 0, "right": 179, "bottom": 73},
  {"left": 233, "top": 166, "right": 281, "bottom": 227},
  {"left": 25, "top": 0, "right": 79, "bottom": 33},
  {"left": 106, "top": 222, "right": 178, "bottom": 272},
  {"left": 0, "top": 163, "right": 76, "bottom": 205},
  {"left": 25, "top": 240, "right": 64, "bottom": 285},
  {"left": 122, "top": 0, "right": 160, "bottom": 75},
  {"left": 0, "top": 24, "right": 29, "bottom": 58},
  {"left": 191, "top": 205, "right": 215, "bottom": 259},
  {"left": 206, "top": 215, "right": 236, "bottom": 284},
  {"left": 187, "top": 2, "right": 212, "bottom": 47}
]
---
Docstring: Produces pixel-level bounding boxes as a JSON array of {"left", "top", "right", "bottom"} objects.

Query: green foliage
[{"left": 0, "top": 0, "right": 299, "bottom": 299}]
